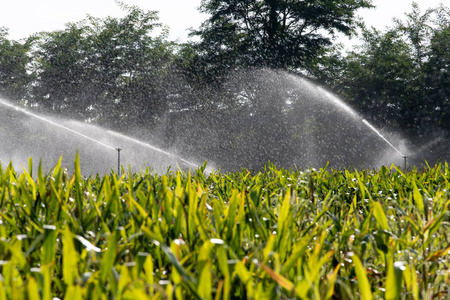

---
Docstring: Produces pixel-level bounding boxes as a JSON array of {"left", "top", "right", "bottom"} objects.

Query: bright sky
[{"left": 0, "top": 0, "right": 446, "bottom": 43}]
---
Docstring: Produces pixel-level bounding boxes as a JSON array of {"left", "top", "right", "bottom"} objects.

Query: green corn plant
[{"left": 0, "top": 158, "right": 449, "bottom": 299}]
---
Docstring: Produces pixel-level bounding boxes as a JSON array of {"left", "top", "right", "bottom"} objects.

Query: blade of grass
[{"left": 351, "top": 253, "right": 373, "bottom": 300}]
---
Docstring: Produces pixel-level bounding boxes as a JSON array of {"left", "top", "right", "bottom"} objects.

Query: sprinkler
[
  {"left": 403, "top": 156, "right": 407, "bottom": 170},
  {"left": 115, "top": 148, "right": 122, "bottom": 175}
]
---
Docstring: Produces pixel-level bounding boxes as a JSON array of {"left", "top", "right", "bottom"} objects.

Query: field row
[{"left": 0, "top": 157, "right": 449, "bottom": 299}]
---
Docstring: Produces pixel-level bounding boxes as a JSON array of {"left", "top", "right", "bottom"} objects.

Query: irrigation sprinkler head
[
  {"left": 402, "top": 156, "right": 407, "bottom": 170},
  {"left": 115, "top": 148, "right": 122, "bottom": 175}
]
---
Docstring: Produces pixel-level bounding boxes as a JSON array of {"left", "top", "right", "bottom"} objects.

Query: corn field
[{"left": 0, "top": 154, "right": 449, "bottom": 299}]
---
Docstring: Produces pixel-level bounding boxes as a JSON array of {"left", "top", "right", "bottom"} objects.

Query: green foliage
[
  {"left": 422, "top": 5, "right": 450, "bottom": 132},
  {"left": 0, "top": 28, "right": 31, "bottom": 102},
  {"left": 0, "top": 158, "right": 450, "bottom": 299},
  {"left": 191, "top": 0, "right": 373, "bottom": 76},
  {"left": 312, "top": 3, "right": 450, "bottom": 140},
  {"left": 27, "top": 4, "right": 182, "bottom": 129}
]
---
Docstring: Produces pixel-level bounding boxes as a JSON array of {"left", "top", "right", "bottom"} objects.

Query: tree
[
  {"left": 422, "top": 6, "right": 450, "bottom": 133},
  {"left": 311, "top": 2, "right": 450, "bottom": 140},
  {"left": 192, "top": 0, "right": 373, "bottom": 75},
  {"left": 0, "top": 28, "right": 31, "bottom": 102},
  {"left": 339, "top": 27, "right": 418, "bottom": 132},
  {"left": 29, "top": 4, "right": 180, "bottom": 130}
]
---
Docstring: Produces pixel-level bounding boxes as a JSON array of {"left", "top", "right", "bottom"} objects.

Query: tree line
[
  {"left": 311, "top": 2, "right": 450, "bottom": 143},
  {"left": 0, "top": 1, "right": 449, "bottom": 169}
]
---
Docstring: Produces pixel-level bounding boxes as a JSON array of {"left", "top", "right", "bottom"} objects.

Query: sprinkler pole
[
  {"left": 403, "top": 156, "right": 407, "bottom": 170},
  {"left": 116, "top": 148, "right": 122, "bottom": 175}
]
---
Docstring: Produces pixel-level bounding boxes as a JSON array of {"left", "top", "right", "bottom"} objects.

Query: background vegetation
[{"left": 0, "top": 1, "right": 449, "bottom": 169}]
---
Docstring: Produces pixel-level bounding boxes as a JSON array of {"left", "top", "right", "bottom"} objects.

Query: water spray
[
  {"left": 0, "top": 98, "right": 204, "bottom": 173},
  {"left": 316, "top": 86, "right": 358, "bottom": 119},
  {"left": 0, "top": 98, "right": 123, "bottom": 172},
  {"left": 361, "top": 119, "right": 409, "bottom": 169},
  {"left": 312, "top": 84, "right": 409, "bottom": 169},
  {"left": 0, "top": 98, "right": 116, "bottom": 151},
  {"left": 107, "top": 130, "right": 200, "bottom": 169},
  {"left": 361, "top": 119, "right": 405, "bottom": 156},
  {"left": 116, "top": 148, "right": 122, "bottom": 175}
]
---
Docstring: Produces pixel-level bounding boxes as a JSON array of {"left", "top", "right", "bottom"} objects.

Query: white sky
[{"left": 0, "top": 0, "right": 446, "bottom": 44}]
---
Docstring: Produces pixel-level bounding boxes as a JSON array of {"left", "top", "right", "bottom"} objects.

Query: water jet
[
  {"left": 167, "top": 68, "right": 409, "bottom": 170},
  {"left": 318, "top": 84, "right": 407, "bottom": 165},
  {"left": 0, "top": 97, "right": 206, "bottom": 174},
  {"left": 0, "top": 98, "right": 117, "bottom": 151},
  {"left": 0, "top": 68, "right": 413, "bottom": 173},
  {"left": 361, "top": 119, "right": 405, "bottom": 157},
  {"left": 316, "top": 86, "right": 358, "bottom": 119},
  {"left": 107, "top": 130, "right": 200, "bottom": 170}
]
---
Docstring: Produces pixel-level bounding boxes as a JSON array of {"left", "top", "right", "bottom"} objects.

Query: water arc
[
  {"left": 0, "top": 68, "right": 410, "bottom": 173},
  {"left": 0, "top": 98, "right": 117, "bottom": 151},
  {"left": 164, "top": 68, "right": 408, "bottom": 170},
  {"left": 0, "top": 97, "right": 203, "bottom": 174},
  {"left": 361, "top": 119, "right": 405, "bottom": 157}
]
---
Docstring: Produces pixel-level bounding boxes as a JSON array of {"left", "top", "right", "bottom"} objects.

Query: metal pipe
[{"left": 116, "top": 148, "right": 122, "bottom": 175}]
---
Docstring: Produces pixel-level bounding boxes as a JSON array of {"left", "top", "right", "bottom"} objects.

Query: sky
[{"left": 0, "top": 0, "right": 446, "bottom": 44}]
